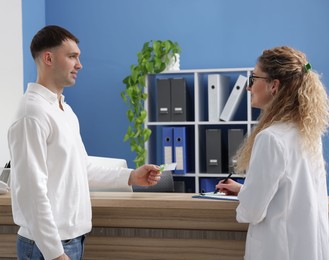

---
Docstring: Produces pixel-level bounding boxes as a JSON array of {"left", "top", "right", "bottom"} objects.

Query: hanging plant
[{"left": 121, "top": 40, "right": 181, "bottom": 167}]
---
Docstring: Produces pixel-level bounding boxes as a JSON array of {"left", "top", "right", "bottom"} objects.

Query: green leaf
[
  {"left": 120, "top": 91, "right": 126, "bottom": 102},
  {"left": 134, "top": 129, "right": 141, "bottom": 138},
  {"left": 142, "top": 93, "right": 148, "bottom": 100},
  {"left": 131, "top": 70, "right": 139, "bottom": 82},
  {"left": 123, "top": 133, "right": 130, "bottom": 142},
  {"left": 143, "top": 128, "right": 152, "bottom": 141},
  {"left": 140, "top": 110, "right": 147, "bottom": 120},
  {"left": 127, "top": 110, "right": 134, "bottom": 122},
  {"left": 164, "top": 41, "right": 171, "bottom": 53},
  {"left": 138, "top": 75, "right": 146, "bottom": 87},
  {"left": 145, "top": 62, "right": 154, "bottom": 72},
  {"left": 123, "top": 76, "right": 130, "bottom": 85}
]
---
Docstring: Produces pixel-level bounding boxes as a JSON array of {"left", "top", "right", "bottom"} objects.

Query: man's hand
[{"left": 128, "top": 164, "right": 161, "bottom": 186}]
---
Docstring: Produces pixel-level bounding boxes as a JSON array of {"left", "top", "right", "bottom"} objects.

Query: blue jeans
[{"left": 16, "top": 234, "right": 85, "bottom": 260}]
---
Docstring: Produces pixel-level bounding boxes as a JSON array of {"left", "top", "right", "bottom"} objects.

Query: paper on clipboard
[{"left": 192, "top": 192, "right": 238, "bottom": 201}]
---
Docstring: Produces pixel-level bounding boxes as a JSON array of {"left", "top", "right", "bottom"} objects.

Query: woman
[{"left": 216, "top": 46, "right": 329, "bottom": 260}]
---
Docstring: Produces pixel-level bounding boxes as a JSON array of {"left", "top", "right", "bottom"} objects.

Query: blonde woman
[{"left": 216, "top": 46, "right": 329, "bottom": 260}]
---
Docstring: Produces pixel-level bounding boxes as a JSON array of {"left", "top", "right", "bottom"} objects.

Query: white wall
[{"left": 0, "top": 0, "right": 24, "bottom": 166}]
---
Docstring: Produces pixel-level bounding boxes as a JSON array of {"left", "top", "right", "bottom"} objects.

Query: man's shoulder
[
  {"left": 9, "top": 92, "right": 53, "bottom": 131},
  {"left": 20, "top": 92, "right": 50, "bottom": 117}
]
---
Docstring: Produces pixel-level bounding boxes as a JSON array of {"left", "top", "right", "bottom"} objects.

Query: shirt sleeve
[
  {"left": 236, "top": 131, "right": 286, "bottom": 224},
  {"left": 8, "top": 118, "right": 64, "bottom": 259},
  {"left": 87, "top": 160, "right": 133, "bottom": 191}
]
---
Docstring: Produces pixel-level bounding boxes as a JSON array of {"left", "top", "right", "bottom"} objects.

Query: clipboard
[{"left": 192, "top": 192, "right": 238, "bottom": 201}]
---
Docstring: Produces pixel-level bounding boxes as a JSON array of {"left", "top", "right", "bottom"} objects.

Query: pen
[
  {"left": 4, "top": 161, "right": 10, "bottom": 168},
  {"left": 214, "top": 172, "right": 233, "bottom": 194}
]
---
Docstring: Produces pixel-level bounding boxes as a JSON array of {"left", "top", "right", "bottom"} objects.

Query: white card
[{"left": 159, "top": 163, "right": 177, "bottom": 172}]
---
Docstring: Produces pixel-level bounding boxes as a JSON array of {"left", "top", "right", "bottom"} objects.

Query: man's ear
[
  {"left": 271, "top": 79, "right": 280, "bottom": 95},
  {"left": 42, "top": 51, "right": 53, "bottom": 65}
]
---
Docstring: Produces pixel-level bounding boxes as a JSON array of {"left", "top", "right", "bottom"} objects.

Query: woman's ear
[{"left": 271, "top": 79, "right": 280, "bottom": 95}]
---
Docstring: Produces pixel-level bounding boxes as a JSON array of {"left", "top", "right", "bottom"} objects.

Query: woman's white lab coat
[{"left": 237, "top": 123, "right": 329, "bottom": 260}]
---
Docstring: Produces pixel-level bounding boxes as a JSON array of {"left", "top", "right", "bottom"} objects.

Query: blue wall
[
  {"left": 22, "top": 0, "right": 45, "bottom": 87},
  {"left": 22, "top": 0, "right": 329, "bottom": 169}
]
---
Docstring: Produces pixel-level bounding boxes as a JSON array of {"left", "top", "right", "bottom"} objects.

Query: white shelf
[
  {"left": 147, "top": 120, "right": 258, "bottom": 126},
  {"left": 147, "top": 121, "right": 196, "bottom": 126},
  {"left": 173, "top": 173, "right": 246, "bottom": 178},
  {"left": 145, "top": 68, "right": 258, "bottom": 193}
]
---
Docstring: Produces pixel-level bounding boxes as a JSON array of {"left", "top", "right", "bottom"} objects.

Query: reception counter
[{"left": 0, "top": 192, "right": 248, "bottom": 260}]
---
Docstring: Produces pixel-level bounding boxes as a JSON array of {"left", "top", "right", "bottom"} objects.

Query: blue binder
[
  {"left": 200, "top": 178, "right": 221, "bottom": 193},
  {"left": 173, "top": 127, "right": 187, "bottom": 174},
  {"left": 162, "top": 127, "right": 174, "bottom": 165}
]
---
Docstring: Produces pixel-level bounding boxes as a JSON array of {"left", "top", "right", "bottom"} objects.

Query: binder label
[
  {"left": 164, "top": 147, "right": 172, "bottom": 164},
  {"left": 175, "top": 146, "right": 184, "bottom": 170},
  {"left": 209, "top": 159, "right": 218, "bottom": 165}
]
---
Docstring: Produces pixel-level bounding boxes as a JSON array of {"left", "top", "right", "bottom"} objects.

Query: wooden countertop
[
  {"left": 0, "top": 192, "right": 248, "bottom": 259},
  {"left": 0, "top": 191, "right": 239, "bottom": 208},
  {"left": 90, "top": 191, "right": 239, "bottom": 209},
  {"left": 0, "top": 192, "right": 247, "bottom": 231},
  {"left": 89, "top": 192, "right": 246, "bottom": 231},
  {"left": 2, "top": 192, "right": 327, "bottom": 259}
]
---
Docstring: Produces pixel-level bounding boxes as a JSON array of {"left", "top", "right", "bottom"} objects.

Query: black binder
[
  {"left": 170, "top": 78, "right": 187, "bottom": 121},
  {"left": 206, "top": 129, "right": 222, "bottom": 173},
  {"left": 156, "top": 78, "right": 171, "bottom": 121},
  {"left": 228, "top": 129, "right": 244, "bottom": 172}
]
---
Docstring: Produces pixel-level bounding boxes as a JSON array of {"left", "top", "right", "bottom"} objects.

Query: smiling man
[{"left": 7, "top": 25, "right": 161, "bottom": 260}]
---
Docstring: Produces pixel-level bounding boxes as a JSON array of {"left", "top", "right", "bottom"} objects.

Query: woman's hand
[{"left": 216, "top": 178, "right": 242, "bottom": 196}]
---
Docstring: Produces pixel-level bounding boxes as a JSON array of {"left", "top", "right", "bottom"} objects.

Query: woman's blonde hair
[{"left": 235, "top": 46, "right": 329, "bottom": 173}]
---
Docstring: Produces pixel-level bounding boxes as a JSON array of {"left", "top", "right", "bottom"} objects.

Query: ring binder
[
  {"left": 162, "top": 127, "right": 174, "bottom": 165},
  {"left": 220, "top": 75, "right": 247, "bottom": 121},
  {"left": 208, "top": 74, "right": 230, "bottom": 121},
  {"left": 157, "top": 78, "right": 171, "bottom": 121},
  {"left": 173, "top": 127, "right": 187, "bottom": 174},
  {"left": 206, "top": 129, "right": 222, "bottom": 173}
]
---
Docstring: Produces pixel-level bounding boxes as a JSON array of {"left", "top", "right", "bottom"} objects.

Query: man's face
[{"left": 50, "top": 39, "right": 82, "bottom": 87}]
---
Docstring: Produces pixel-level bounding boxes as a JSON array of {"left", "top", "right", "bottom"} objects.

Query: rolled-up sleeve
[{"left": 87, "top": 161, "right": 133, "bottom": 191}]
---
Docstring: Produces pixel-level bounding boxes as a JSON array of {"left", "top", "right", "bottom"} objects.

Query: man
[{"left": 8, "top": 25, "right": 161, "bottom": 260}]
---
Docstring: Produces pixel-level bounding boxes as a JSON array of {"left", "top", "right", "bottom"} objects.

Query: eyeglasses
[{"left": 248, "top": 75, "right": 268, "bottom": 87}]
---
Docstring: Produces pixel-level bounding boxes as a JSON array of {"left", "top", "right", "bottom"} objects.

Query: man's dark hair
[{"left": 30, "top": 25, "right": 79, "bottom": 59}]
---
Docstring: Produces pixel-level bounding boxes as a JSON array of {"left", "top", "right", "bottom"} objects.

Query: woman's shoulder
[
  {"left": 258, "top": 122, "right": 299, "bottom": 143},
  {"left": 262, "top": 122, "right": 297, "bottom": 134}
]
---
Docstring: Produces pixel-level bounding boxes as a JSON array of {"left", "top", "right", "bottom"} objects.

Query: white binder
[
  {"left": 208, "top": 74, "right": 230, "bottom": 121},
  {"left": 220, "top": 75, "right": 247, "bottom": 121}
]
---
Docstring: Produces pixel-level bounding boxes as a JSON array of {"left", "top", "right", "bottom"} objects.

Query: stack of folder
[
  {"left": 157, "top": 78, "right": 189, "bottom": 122},
  {"left": 162, "top": 127, "right": 188, "bottom": 174},
  {"left": 205, "top": 128, "right": 244, "bottom": 174},
  {"left": 207, "top": 74, "right": 247, "bottom": 122}
]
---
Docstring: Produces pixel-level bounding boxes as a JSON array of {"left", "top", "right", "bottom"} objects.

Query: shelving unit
[{"left": 145, "top": 68, "right": 259, "bottom": 193}]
